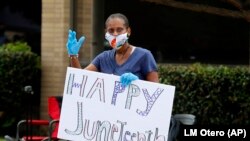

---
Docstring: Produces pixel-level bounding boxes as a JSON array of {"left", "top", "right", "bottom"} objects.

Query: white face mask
[{"left": 105, "top": 32, "right": 129, "bottom": 49}]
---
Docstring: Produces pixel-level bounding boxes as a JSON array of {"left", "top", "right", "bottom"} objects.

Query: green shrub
[
  {"left": 0, "top": 42, "right": 40, "bottom": 135},
  {"left": 159, "top": 63, "right": 250, "bottom": 125},
  {"left": 0, "top": 42, "right": 32, "bottom": 52}
]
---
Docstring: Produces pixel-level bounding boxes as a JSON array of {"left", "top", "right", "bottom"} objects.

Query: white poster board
[{"left": 58, "top": 67, "right": 175, "bottom": 141}]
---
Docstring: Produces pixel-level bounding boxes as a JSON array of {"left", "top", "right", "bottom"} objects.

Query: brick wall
[{"left": 41, "top": 0, "right": 93, "bottom": 119}]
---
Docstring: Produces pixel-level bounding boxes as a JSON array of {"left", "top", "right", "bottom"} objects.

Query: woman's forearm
[{"left": 69, "top": 55, "right": 81, "bottom": 68}]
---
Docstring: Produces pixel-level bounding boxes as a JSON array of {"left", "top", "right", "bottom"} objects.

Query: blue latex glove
[
  {"left": 66, "top": 29, "right": 85, "bottom": 55},
  {"left": 120, "top": 72, "right": 139, "bottom": 87}
]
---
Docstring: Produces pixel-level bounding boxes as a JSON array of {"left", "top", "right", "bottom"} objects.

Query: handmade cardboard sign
[{"left": 58, "top": 67, "right": 175, "bottom": 141}]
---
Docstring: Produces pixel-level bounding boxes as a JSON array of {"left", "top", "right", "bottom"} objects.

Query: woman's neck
[{"left": 116, "top": 43, "right": 130, "bottom": 55}]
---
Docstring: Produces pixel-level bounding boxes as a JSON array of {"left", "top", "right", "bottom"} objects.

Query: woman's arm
[
  {"left": 69, "top": 55, "right": 81, "bottom": 68},
  {"left": 66, "top": 29, "right": 85, "bottom": 68},
  {"left": 84, "top": 64, "right": 98, "bottom": 71},
  {"left": 69, "top": 55, "right": 98, "bottom": 72},
  {"left": 146, "top": 71, "right": 159, "bottom": 83}
]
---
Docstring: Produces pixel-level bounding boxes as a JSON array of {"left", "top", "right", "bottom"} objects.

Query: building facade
[
  {"left": 41, "top": 0, "right": 102, "bottom": 119},
  {"left": 41, "top": 0, "right": 250, "bottom": 119}
]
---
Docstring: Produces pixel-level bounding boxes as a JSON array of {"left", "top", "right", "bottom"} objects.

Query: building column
[{"left": 41, "top": 0, "right": 94, "bottom": 119}]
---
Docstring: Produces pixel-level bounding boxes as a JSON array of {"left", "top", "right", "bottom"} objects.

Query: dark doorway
[{"left": 0, "top": 0, "right": 41, "bottom": 55}]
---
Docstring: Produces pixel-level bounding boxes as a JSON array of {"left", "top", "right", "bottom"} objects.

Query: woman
[{"left": 66, "top": 13, "right": 159, "bottom": 86}]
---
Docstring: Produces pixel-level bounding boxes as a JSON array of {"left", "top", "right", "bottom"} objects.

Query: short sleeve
[
  {"left": 141, "top": 50, "right": 158, "bottom": 75},
  {"left": 91, "top": 53, "right": 102, "bottom": 71}
]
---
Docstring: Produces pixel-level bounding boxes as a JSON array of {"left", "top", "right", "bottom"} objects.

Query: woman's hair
[{"left": 105, "top": 13, "right": 129, "bottom": 28}]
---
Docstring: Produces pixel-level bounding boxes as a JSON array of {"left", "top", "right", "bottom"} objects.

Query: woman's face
[{"left": 106, "top": 18, "right": 130, "bottom": 36}]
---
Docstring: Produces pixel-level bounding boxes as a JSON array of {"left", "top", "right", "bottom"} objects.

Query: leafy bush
[
  {"left": 0, "top": 42, "right": 32, "bottom": 52},
  {"left": 159, "top": 63, "right": 250, "bottom": 125},
  {"left": 0, "top": 42, "right": 40, "bottom": 135}
]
